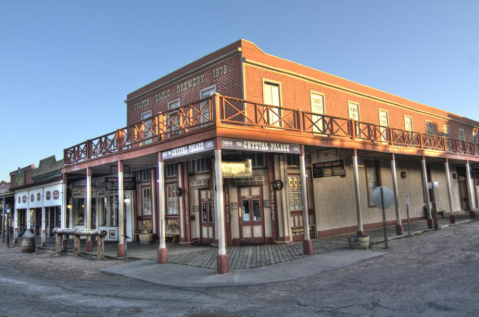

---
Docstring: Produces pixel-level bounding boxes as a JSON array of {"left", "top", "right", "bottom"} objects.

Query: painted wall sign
[
  {"left": 313, "top": 160, "right": 346, "bottom": 178},
  {"left": 72, "top": 187, "right": 106, "bottom": 198},
  {"left": 162, "top": 140, "right": 214, "bottom": 160},
  {"left": 134, "top": 98, "right": 150, "bottom": 111},
  {"left": 44, "top": 185, "right": 62, "bottom": 207},
  {"left": 222, "top": 160, "right": 253, "bottom": 178},
  {"left": 221, "top": 138, "right": 301, "bottom": 154},
  {"left": 104, "top": 177, "right": 137, "bottom": 191}
]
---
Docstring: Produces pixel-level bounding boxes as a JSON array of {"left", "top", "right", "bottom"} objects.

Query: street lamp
[{"left": 5, "top": 205, "right": 11, "bottom": 246}]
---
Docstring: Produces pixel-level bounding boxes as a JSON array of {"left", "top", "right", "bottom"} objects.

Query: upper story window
[
  {"left": 311, "top": 92, "right": 325, "bottom": 133},
  {"left": 167, "top": 99, "right": 181, "bottom": 135},
  {"left": 141, "top": 110, "right": 153, "bottom": 145},
  {"left": 379, "top": 110, "right": 389, "bottom": 141},
  {"left": 263, "top": 81, "right": 282, "bottom": 127},
  {"left": 348, "top": 102, "right": 360, "bottom": 121},
  {"left": 425, "top": 121, "right": 433, "bottom": 135},
  {"left": 404, "top": 116, "right": 413, "bottom": 132},
  {"left": 444, "top": 125, "right": 450, "bottom": 138},
  {"left": 459, "top": 129, "right": 465, "bottom": 141},
  {"left": 474, "top": 130, "right": 479, "bottom": 144},
  {"left": 200, "top": 85, "right": 216, "bottom": 124}
]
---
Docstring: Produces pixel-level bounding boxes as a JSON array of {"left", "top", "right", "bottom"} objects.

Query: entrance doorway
[
  {"left": 457, "top": 167, "right": 470, "bottom": 211},
  {"left": 238, "top": 186, "right": 265, "bottom": 244},
  {"left": 199, "top": 189, "right": 214, "bottom": 244}
]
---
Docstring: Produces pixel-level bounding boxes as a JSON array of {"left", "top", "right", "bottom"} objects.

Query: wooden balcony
[{"left": 64, "top": 94, "right": 479, "bottom": 165}]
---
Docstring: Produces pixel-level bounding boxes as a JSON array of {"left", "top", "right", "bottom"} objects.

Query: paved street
[{"left": 1, "top": 218, "right": 479, "bottom": 316}]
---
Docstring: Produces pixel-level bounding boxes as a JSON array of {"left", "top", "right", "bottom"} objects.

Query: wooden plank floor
[{"left": 167, "top": 239, "right": 347, "bottom": 270}]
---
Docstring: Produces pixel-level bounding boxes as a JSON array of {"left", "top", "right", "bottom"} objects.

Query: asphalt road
[{"left": 1, "top": 220, "right": 479, "bottom": 316}]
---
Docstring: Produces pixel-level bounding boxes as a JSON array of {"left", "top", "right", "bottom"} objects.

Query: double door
[{"left": 238, "top": 186, "right": 264, "bottom": 244}]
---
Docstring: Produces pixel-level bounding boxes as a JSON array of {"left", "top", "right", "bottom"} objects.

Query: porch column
[
  {"left": 62, "top": 173, "right": 68, "bottom": 251},
  {"left": 444, "top": 159, "right": 455, "bottom": 223},
  {"left": 300, "top": 146, "right": 313, "bottom": 255},
  {"left": 1, "top": 197, "right": 5, "bottom": 242},
  {"left": 13, "top": 208, "right": 18, "bottom": 243},
  {"left": 421, "top": 157, "right": 433, "bottom": 228},
  {"left": 214, "top": 147, "right": 229, "bottom": 274},
  {"left": 41, "top": 207, "right": 46, "bottom": 247},
  {"left": 352, "top": 149, "right": 364, "bottom": 235},
  {"left": 158, "top": 152, "right": 168, "bottom": 264},
  {"left": 465, "top": 161, "right": 476, "bottom": 218},
  {"left": 390, "top": 154, "right": 404, "bottom": 235},
  {"left": 85, "top": 167, "right": 93, "bottom": 252},
  {"left": 117, "top": 161, "right": 125, "bottom": 257}
]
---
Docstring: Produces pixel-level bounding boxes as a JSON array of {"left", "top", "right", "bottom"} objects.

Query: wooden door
[
  {"left": 238, "top": 186, "right": 265, "bottom": 244},
  {"left": 199, "top": 189, "right": 214, "bottom": 244},
  {"left": 458, "top": 177, "right": 470, "bottom": 211}
]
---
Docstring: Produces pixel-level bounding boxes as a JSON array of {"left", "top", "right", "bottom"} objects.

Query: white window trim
[
  {"left": 167, "top": 98, "right": 181, "bottom": 110},
  {"left": 348, "top": 101, "right": 361, "bottom": 121},
  {"left": 310, "top": 90, "right": 326, "bottom": 114},
  {"left": 141, "top": 110, "right": 152, "bottom": 120},
  {"left": 425, "top": 120, "right": 433, "bottom": 135},
  {"left": 459, "top": 128, "right": 465, "bottom": 141},
  {"left": 200, "top": 85, "right": 217, "bottom": 99},
  {"left": 404, "top": 115, "right": 413, "bottom": 131},
  {"left": 444, "top": 124, "right": 450, "bottom": 138},
  {"left": 262, "top": 79, "right": 283, "bottom": 127}
]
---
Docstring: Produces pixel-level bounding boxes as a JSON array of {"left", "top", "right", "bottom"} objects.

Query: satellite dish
[{"left": 372, "top": 186, "right": 394, "bottom": 209}]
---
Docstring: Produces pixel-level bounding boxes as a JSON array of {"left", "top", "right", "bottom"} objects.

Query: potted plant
[{"left": 139, "top": 221, "right": 153, "bottom": 245}]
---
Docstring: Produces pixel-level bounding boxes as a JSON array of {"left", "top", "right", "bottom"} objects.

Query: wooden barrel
[
  {"left": 139, "top": 233, "right": 153, "bottom": 245},
  {"left": 347, "top": 235, "right": 369, "bottom": 250},
  {"left": 21, "top": 237, "right": 36, "bottom": 253}
]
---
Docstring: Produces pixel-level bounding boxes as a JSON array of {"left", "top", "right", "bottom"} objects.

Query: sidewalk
[{"left": 101, "top": 249, "right": 385, "bottom": 288}]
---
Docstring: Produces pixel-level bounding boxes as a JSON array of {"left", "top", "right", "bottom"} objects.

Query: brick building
[{"left": 60, "top": 40, "right": 479, "bottom": 273}]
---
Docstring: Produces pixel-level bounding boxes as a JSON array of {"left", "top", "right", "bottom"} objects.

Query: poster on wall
[
  {"left": 222, "top": 160, "right": 253, "bottom": 178},
  {"left": 312, "top": 160, "right": 346, "bottom": 178}
]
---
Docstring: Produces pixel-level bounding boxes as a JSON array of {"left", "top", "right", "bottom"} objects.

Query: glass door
[{"left": 199, "top": 189, "right": 214, "bottom": 244}]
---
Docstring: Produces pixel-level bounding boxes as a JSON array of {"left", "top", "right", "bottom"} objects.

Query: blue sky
[{"left": 1, "top": 0, "right": 478, "bottom": 181}]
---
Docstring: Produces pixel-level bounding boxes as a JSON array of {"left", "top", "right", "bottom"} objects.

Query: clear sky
[{"left": 1, "top": 0, "right": 478, "bottom": 182}]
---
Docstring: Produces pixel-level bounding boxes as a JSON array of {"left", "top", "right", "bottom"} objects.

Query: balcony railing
[{"left": 64, "top": 94, "right": 479, "bottom": 164}]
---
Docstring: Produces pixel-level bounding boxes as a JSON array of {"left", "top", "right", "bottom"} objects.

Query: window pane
[
  {"left": 242, "top": 200, "right": 250, "bottom": 221},
  {"left": 288, "top": 176, "right": 303, "bottom": 210},
  {"left": 253, "top": 200, "right": 261, "bottom": 221}
]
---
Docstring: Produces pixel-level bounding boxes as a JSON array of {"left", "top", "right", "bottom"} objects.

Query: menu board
[{"left": 313, "top": 160, "right": 346, "bottom": 178}]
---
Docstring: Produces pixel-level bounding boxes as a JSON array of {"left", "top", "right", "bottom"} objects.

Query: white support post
[
  {"left": 300, "top": 146, "right": 313, "bottom": 255},
  {"left": 444, "top": 159, "right": 455, "bottom": 223},
  {"left": 465, "top": 161, "right": 476, "bottom": 218},
  {"left": 62, "top": 173, "right": 67, "bottom": 229},
  {"left": 1, "top": 197, "right": 5, "bottom": 242},
  {"left": 352, "top": 149, "right": 364, "bottom": 235},
  {"left": 118, "top": 160, "right": 125, "bottom": 257},
  {"left": 158, "top": 152, "right": 168, "bottom": 264},
  {"left": 41, "top": 207, "right": 46, "bottom": 247},
  {"left": 390, "top": 153, "right": 404, "bottom": 235},
  {"left": 421, "top": 157, "right": 433, "bottom": 229},
  {"left": 85, "top": 167, "right": 93, "bottom": 252},
  {"left": 214, "top": 148, "right": 229, "bottom": 274}
]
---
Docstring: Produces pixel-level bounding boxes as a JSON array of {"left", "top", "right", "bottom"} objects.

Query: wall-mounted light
[
  {"left": 124, "top": 197, "right": 130, "bottom": 204},
  {"left": 272, "top": 180, "right": 284, "bottom": 191},
  {"left": 453, "top": 173, "right": 457, "bottom": 179},
  {"left": 401, "top": 171, "right": 407, "bottom": 179},
  {"left": 176, "top": 188, "right": 183, "bottom": 197},
  {"left": 67, "top": 204, "right": 72, "bottom": 209}
]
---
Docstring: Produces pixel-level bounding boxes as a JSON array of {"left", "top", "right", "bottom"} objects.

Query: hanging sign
[
  {"left": 312, "top": 160, "right": 346, "bottom": 178},
  {"left": 222, "top": 160, "right": 253, "bottom": 178},
  {"left": 72, "top": 187, "right": 106, "bottom": 198},
  {"left": 221, "top": 138, "right": 301, "bottom": 154},
  {"left": 104, "top": 177, "right": 137, "bottom": 191}
]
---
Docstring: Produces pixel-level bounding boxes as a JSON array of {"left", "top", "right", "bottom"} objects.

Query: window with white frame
[
  {"left": 474, "top": 130, "right": 479, "bottom": 144},
  {"left": 263, "top": 82, "right": 282, "bottom": 127},
  {"left": 142, "top": 187, "right": 152, "bottom": 216},
  {"left": 141, "top": 111, "right": 153, "bottom": 145},
  {"left": 459, "top": 129, "right": 465, "bottom": 141},
  {"left": 444, "top": 125, "right": 450, "bottom": 138},
  {"left": 379, "top": 110, "right": 389, "bottom": 141},
  {"left": 310, "top": 92, "right": 325, "bottom": 133},
  {"left": 404, "top": 116, "right": 413, "bottom": 132},
  {"left": 167, "top": 99, "right": 181, "bottom": 135},
  {"left": 200, "top": 86, "right": 215, "bottom": 124},
  {"left": 425, "top": 121, "right": 433, "bottom": 135},
  {"left": 166, "top": 184, "right": 178, "bottom": 215},
  {"left": 349, "top": 102, "right": 360, "bottom": 135}
]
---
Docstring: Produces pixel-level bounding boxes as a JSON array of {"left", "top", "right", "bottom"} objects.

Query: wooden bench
[
  {"left": 291, "top": 225, "right": 316, "bottom": 239},
  {"left": 165, "top": 220, "right": 180, "bottom": 243}
]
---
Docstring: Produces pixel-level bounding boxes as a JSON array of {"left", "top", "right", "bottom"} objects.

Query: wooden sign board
[
  {"left": 222, "top": 160, "right": 253, "bottom": 178},
  {"left": 313, "top": 160, "right": 346, "bottom": 178}
]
